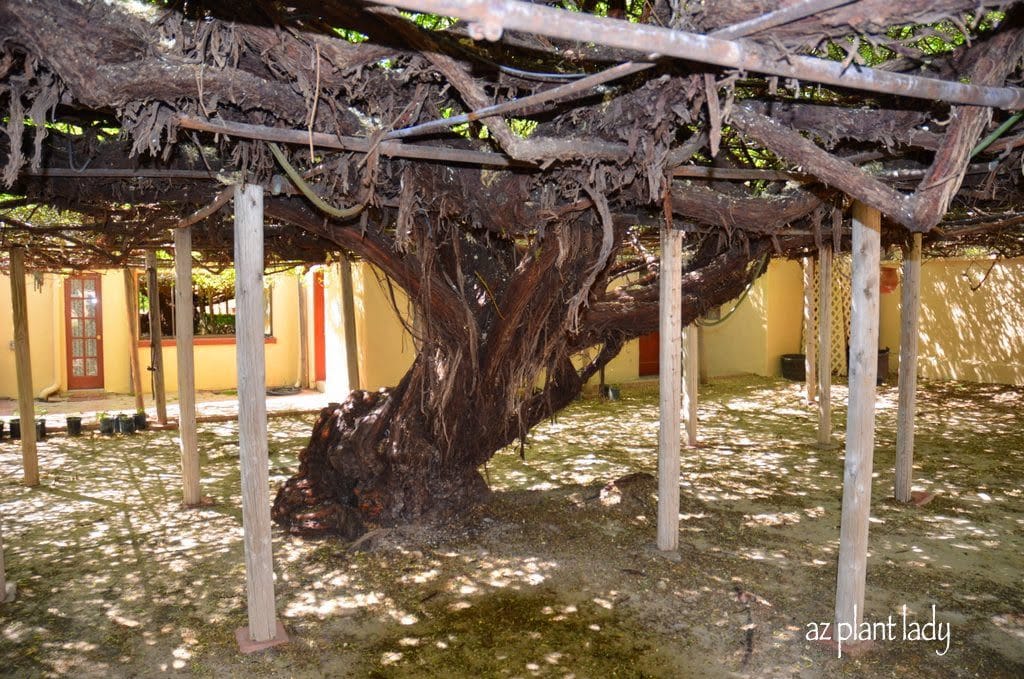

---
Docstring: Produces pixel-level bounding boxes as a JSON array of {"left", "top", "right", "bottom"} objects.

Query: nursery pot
[
  {"left": 118, "top": 414, "right": 136, "bottom": 434},
  {"left": 9, "top": 418, "right": 21, "bottom": 440},
  {"left": 66, "top": 416, "right": 83, "bottom": 437},
  {"left": 133, "top": 412, "right": 148, "bottom": 431},
  {"left": 780, "top": 353, "right": 806, "bottom": 381},
  {"left": 36, "top": 419, "right": 46, "bottom": 440},
  {"left": 99, "top": 416, "right": 115, "bottom": 435}
]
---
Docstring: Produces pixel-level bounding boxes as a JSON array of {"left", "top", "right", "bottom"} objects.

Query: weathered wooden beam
[
  {"left": 802, "top": 256, "right": 817, "bottom": 404},
  {"left": 895, "top": 233, "right": 922, "bottom": 503},
  {"left": 681, "top": 324, "right": 698, "bottom": 447},
  {"left": 339, "top": 256, "right": 361, "bottom": 392},
  {"left": 387, "top": 0, "right": 852, "bottom": 142},
  {"left": 9, "top": 247, "right": 39, "bottom": 487},
  {"left": 817, "top": 243, "right": 834, "bottom": 447},
  {"left": 389, "top": 60, "right": 652, "bottom": 140},
  {"left": 233, "top": 183, "right": 287, "bottom": 650},
  {"left": 174, "top": 189, "right": 232, "bottom": 229},
  {"left": 175, "top": 114, "right": 529, "bottom": 169},
  {"left": 657, "top": 224, "right": 683, "bottom": 552},
  {"left": 835, "top": 202, "right": 881, "bottom": 635},
  {"left": 174, "top": 227, "right": 201, "bottom": 507},
  {"left": 373, "top": 0, "right": 1024, "bottom": 109},
  {"left": 672, "top": 166, "right": 812, "bottom": 181},
  {"left": 713, "top": 0, "right": 858, "bottom": 39},
  {"left": 909, "top": 18, "right": 1024, "bottom": 231},
  {"left": 729, "top": 107, "right": 915, "bottom": 228},
  {"left": 123, "top": 268, "right": 145, "bottom": 413},
  {"left": 145, "top": 250, "right": 169, "bottom": 425}
]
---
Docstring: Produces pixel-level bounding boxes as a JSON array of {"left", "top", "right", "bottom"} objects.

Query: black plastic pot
[
  {"left": 781, "top": 353, "right": 806, "bottom": 381},
  {"left": 133, "top": 412, "right": 148, "bottom": 431},
  {"left": 118, "top": 414, "right": 136, "bottom": 434},
  {"left": 99, "top": 417, "right": 115, "bottom": 435},
  {"left": 36, "top": 419, "right": 46, "bottom": 440},
  {"left": 876, "top": 348, "right": 890, "bottom": 385},
  {"left": 66, "top": 416, "right": 83, "bottom": 437},
  {"left": 10, "top": 418, "right": 21, "bottom": 440},
  {"left": 0, "top": 420, "right": 5, "bottom": 440}
]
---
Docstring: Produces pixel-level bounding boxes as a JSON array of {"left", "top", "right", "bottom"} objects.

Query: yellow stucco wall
[
  {"left": 701, "top": 274, "right": 768, "bottom": 377},
  {"left": 352, "top": 262, "right": 416, "bottom": 391},
  {"left": 133, "top": 272, "right": 302, "bottom": 394},
  {"left": 878, "top": 264, "right": 902, "bottom": 376},
  {"left": 698, "top": 258, "right": 804, "bottom": 379},
  {"left": 0, "top": 268, "right": 302, "bottom": 398},
  {"left": 599, "top": 340, "right": 639, "bottom": 384},
  {"left": 6, "top": 256, "right": 1023, "bottom": 398},
  {"left": 762, "top": 258, "right": 804, "bottom": 377},
  {"left": 0, "top": 272, "right": 62, "bottom": 398},
  {"left": 582, "top": 258, "right": 805, "bottom": 385},
  {"left": 913, "top": 257, "right": 1024, "bottom": 385}
]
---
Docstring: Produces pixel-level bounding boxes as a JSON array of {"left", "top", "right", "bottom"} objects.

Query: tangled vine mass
[{"left": 2, "top": 0, "right": 1023, "bottom": 536}]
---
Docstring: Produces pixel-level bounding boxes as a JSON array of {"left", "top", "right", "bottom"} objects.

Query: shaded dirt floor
[{"left": 0, "top": 376, "right": 1021, "bottom": 677}]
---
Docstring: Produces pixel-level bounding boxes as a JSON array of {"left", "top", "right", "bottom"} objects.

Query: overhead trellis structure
[{"left": 3, "top": 0, "right": 1024, "bottom": 654}]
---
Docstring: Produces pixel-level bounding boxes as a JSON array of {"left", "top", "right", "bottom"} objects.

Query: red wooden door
[
  {"left": 313, "top": 270, "right": 326, "bottom": 382},
  {"left": 638, "top": 330, "right": 659, "bottom": 376},
  {"left": 65, "top": 274, "right": 105, "bottom": 389}
]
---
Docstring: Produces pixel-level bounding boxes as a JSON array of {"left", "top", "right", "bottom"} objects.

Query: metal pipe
[
  {"left": 373, "top": 0, "right": 1024, "bottom": 110},
  {"left": 387, "top": 0, "right": 857, "bottom": 142}
]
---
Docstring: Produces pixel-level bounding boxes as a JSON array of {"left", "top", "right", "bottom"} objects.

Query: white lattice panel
[
  {"left": 801, "top": 252, "right": 852, "bottom": 377},
  {"left": 832, "top": 253, "right": 852, "bottom": 376}
]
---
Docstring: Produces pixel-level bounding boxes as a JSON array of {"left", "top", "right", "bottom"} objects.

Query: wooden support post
[
  {"left": 123, "top": 268, "right": 145, "bottom": 412},
  {"left": 0, "top": 519, "right": 15, "bottom": 602},
  {"left": 835, "top": 202, "right": 881, "bottom": 634},
  {"left": 339, "top": 256, "right": 361, "bottom": 391},
  {"left": 895, "top": 233, "right": 923, "bottom": 503},
  {"left": 233, "top": 183, "right": 287, "bottom": 650},
  {"left": 10, "top": 247, "right": 39, "bottom": 487},
  {"left": 297, "top": 272, "right": 309, "bottom": 388},
  {"left": 145, "top": 250, "right": 168, "bottom": 424},
  {"left": 697, "top": 324, "right": 709, "bottom": 386},
  {"left": 817, "top": 244, "right": 834, "bottom": 447},
  {"left": 657, "top": 225, "right": 683, "bottom": 552},
  {"left": 174, "top": 227, "right": 201, "bottom": 507},
  {"left": 802, "top": 256, "right": 817, "bottom": 403},
  {"left": 681, "top": 324, "right": 698, "bottom": 447}
]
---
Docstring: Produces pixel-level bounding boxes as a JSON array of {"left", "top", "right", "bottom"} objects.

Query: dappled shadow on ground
[{"left": 0, "top": 376, "right": 1021, "bottom": 677}]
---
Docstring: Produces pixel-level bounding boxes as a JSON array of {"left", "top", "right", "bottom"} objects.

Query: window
[{"left": 138, "top": 270, "right": 273, "bottom": 339}]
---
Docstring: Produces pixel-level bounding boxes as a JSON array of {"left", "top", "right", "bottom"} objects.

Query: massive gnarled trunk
[{"left": 270, "top": 194, "right": 789, "bottom": 539}]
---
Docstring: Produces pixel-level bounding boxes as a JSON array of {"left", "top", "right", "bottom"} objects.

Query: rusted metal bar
[
  {"left": 174, "top": 114, "right": 531, "bottom": 168},
  {"left": 388, "top": 61, "right": 652, "bottom": 140},
  {"left": 673, "top": 166, "right": 811, "bottom": 181},
  {"left": 389, "top": 0, "right": 855, "bottom": 142},
  {"left": 374, "top": 0, "right": 1024, "bottom": 109}
]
